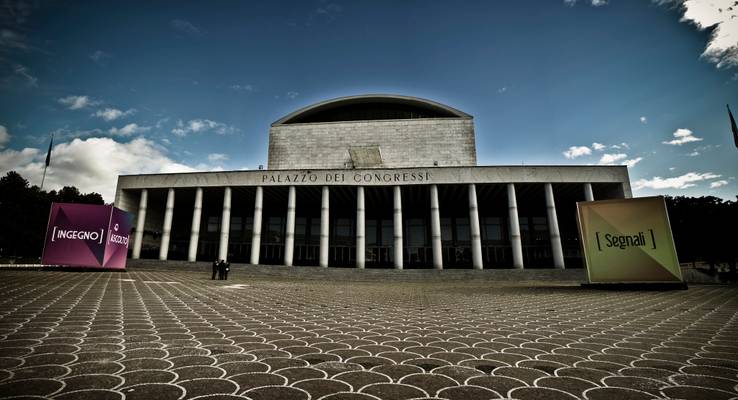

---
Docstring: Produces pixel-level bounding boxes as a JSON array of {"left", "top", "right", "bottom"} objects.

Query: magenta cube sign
[{"left": 42, "top": 203, "right": 133, "bottom": 269}]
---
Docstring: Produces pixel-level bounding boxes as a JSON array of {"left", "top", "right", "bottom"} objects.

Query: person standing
[
  {"left": 211, "top": 259, "right": 218, "bottom": 280},
  {"left": 218, "top": 259, "right": 225, "bottom": 280},
  {"left": 223, "top": 260, "right": 230, "bottom": 280}
]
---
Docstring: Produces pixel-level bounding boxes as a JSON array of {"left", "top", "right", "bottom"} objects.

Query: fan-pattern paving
[{"left": 0, "top": 270, "right": 737, "bottom": 400}]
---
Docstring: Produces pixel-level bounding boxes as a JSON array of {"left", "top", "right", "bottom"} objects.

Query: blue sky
[{"left": 0, "top": 0, "right": 736, "bottom": 202}]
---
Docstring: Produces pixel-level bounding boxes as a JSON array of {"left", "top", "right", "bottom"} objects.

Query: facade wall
[{"left": 268, "top": 118, "right": 476, "bottom": 170}]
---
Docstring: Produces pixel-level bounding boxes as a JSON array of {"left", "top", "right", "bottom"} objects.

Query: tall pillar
[
  {"left": 250, "top": 186, "right": 263, "bottom": 265},
  {"left": 187, "top": 187, "right": 203, "bottom": 262},
  {"left": 132, "top": 189, "right": 147, "bottom": 259},
  {"left": 507, "top": 184, "right": 524, "bottom": 269},
  {"left": 159, "top": 188, "right": 175, "bottom": 260},
  {"left": 284, "top": 186, "right": 297, "bottom": 267},
  {"left": 468, "top": 184, "right": 483, "bottom": 270},
  {"left": 430, "top": 184, "right": 443, "bottom": 270},
  {"left": 584, "top": 183, "right": 594, "bottom": 202},
  {"left": 393, "top": 186, "right": 403, "bottom": 269},
  {"left": 319, "top": 186, "right": 329, "bottom": 268},
  {"left": 218, "top": 187, "right": 231, "bottom": 261},
  {"left": 356, "top": 186, "right": 365, "bottom": 269},
  {"left": 545, "top": 183, "right": 565, "bottom": 269}
]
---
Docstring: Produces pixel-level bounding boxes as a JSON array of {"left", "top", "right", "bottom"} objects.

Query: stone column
[
  {"left": 393, "top": 185, "right": 403, "bottom": 269},
  {"left": 218, "top": 187, "right": 231, "bottom": 261},
  {"left": 159, "top": 188, "right": 175, "bottom": 260},
  {"left": 468, "top": 184, "right": 483, "bottom": 270},
  {"left": 356, "top": 186, "right": 366, "bottom": 269},
  {"left": 319, "top": 186, "right": 329, "bottom": 268},
  {"left": 187, "top": 187, "right": 203, "bottom": 262},
  {"left": 544, "top": 183, "right": 565, "bottom": 269},
  {"left": 284, "top": 186, "right": 297, "bottom": 267},
  {"left": 584, "top": 183, "right": 594, "bottom": 202},
  {"left": 507, "top": 184, "right": 524, "bottom": 269},
  {"left": 430, "top": 184, "right": 443, "bottom": 270},
  {"left": 250, "top": 186, "right": 263, "bottom": 265},
  {"left": 132, "top": 189, "right": 147, "bottom": 259}
]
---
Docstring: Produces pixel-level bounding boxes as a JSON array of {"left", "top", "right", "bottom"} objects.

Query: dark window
[
  {"left": 441, "top": 218, "right": 453, "bottom": 242},
  {"left": 381, "top": 219, "right": 393, "bottom": 246},
  {"left": 267, "top": 217, "right": 283, "bottom": 244},
  {"left": 295, "top": 217, "right": 306, "bottom": 242},
  {"left": 310, "top": 218, "right": 321, "bottom": 242},
  {"left": 230, "top": 216, "right": 242, "bottom": 232},
  {"left": 407, "top": 218, "right": 426, "bottom": 247},
  {"left": 207, "top": 216, "right": 219, "bottom": 233},
  {"left": 366, "top": 220, "right": 377, "bottom": 246},
  {"left": 455, "top": 217, "right": 470, "bottom": 243},
  {"left": 482, "top": 217, "right": 503, "bottom": 241}
]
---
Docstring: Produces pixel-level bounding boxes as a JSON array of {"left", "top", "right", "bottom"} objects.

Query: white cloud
[
  {"left": 564, "top": 0, "right": 608, "bottom": 6},
  {"left": 0, "top": 125, "right": 10, "bottom": 148},
  {"left": 563, "top": 145, "right": 592, "bottom": 159},
  {"left": 172, "top": 119, "right": 237, "bottom": 137},
  {"left": 230, "top": 84, "right": 254, "bottom": 92},
  {"left": 633, "top": 171, "right": 721, "bottom": 190},
  {"left": 610, "top": 142, "right": 630, "bottom": 149},
  {"left": 13, "top": 64, "right": 37, "bottom": 87},
  {"left": 679, "top": 0, "right": 738, "bottom": 68},
  {"left": 58, "top": 95, "right": 97, "bottom": 110},
  {"left": 592, "top": 142, "right": 606, "bottom": 151},
  {"left": 669, "top": 167, "right": 676, "bottom": 171},
  {"left": 622, "top": 157, "right": 643, "bottom": 168},
  {"left": 108, "top": 123, "right": 150, "bottom": 136},
  {"left": 598, "top": 153, "right": 627, "bottom": 164},
  {"left": 0, "top": 137, "right": 200, "bottom": 202},
  {"left": 286, "top": 91, "right": 299, "bottom": 99},
  {"left": 207, "top": 153, "right": 229, "bottom": 163},
  {"left": 687, "top": 150, "right": 700, "bottom": 156},
  {"left": 710, "top": 180, "right": 728, "bottom": 188},
  {"left": 170, "top": 19, "right": 203, "bottom": 36},
  {"left": 497, "top": 87, "right": 507, "bottom": 93},
  {"left": 640, "top": 116, "right": 648, "bottom": 124},
  {"left": 89, "top": 50, "right": 111, "bottom": 64},
  {"left": 93, "top": 108, "right": 135, "bottom": 121},
  {"left": 662, "top": 128, "right": 703, "bottom": 145}
]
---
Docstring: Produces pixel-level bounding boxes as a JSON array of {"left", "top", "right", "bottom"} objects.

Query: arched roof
[{"left": 272, "top": 94, "right": 472, "bottom": 125}]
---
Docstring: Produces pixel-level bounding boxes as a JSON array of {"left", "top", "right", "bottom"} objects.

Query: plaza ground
[{"left": 0, "top": 267, "right": 737, "bottom": 400}]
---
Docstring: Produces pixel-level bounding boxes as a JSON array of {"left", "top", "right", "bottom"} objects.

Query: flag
[
  {"left": 45, "top": 134, "right": 53, "bottom": 167},
  {"left": 729, "top": 104, "right": 738, "bottom": 149}
]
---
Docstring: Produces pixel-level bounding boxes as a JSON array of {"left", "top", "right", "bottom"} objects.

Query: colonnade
[{"left": 131, "top": 183, "right": 599, "bottom": 269}]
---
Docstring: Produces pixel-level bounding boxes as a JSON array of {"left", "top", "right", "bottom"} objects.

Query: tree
[{"left": 0, "top": 171, "right": 104, "bottom": 260}]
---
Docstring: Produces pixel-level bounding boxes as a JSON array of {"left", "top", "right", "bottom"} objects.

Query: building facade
[{"left": 115, "top": 94, "right": 631, "bottom": 269}]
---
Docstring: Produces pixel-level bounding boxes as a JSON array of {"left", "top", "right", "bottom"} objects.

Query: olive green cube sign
[{"left": 576, "top": 196, "right": 683, "bottom": 283}]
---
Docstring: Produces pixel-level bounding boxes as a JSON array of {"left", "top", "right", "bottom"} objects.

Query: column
[
  {"left": 430, "top": 184, "right": 442, "bottom": 270},
  {"left": 356, "top": 186, "right": 366, "bottom": 269},
  {"left": 132, "top": 189, "right": 147, "bottom": 259},
  {"left": 507, "top": 184, "right": 524, "bottom": 269},
  {"left": 218, "top": 187, "right": 231, "bottom": 261},
  {"left": 250, "top": 186, "right": 263, "bottom": 265},
  {"left": 187, "top": 187, "right": 203, "bottom": 262},
  {"left": 584, "top": 183, "right": 594, "bottom": 202},
  {"left": 393, "top": 186, "right": 403, "bottom": 269},
  {"left": 319, "top": 186, "right": 329, "bottom": 268},
  {"left": 545, "top": 183, "right": 565, "bottom": 269},
  {"left": 284, "top": 186, "right": 296, "bottom": 267},
  {"left": 159, "top": 188, "right": 175, "bottom": 260},
  {"left": 468, "top": 184, "right": 483, "bottom": 270}
]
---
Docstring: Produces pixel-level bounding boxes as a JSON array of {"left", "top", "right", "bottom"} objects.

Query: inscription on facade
[{"left": 261, "top": 170, "right": 433, "bottom": 185}]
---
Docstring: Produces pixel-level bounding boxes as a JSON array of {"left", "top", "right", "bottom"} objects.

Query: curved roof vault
[{"left": 272, "top": 94, "right": 472, "bottom": 125}]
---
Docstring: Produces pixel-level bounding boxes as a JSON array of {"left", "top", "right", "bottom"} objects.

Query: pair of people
[{"left": 211, "top": 259, "right": 230, "bottom": 280}]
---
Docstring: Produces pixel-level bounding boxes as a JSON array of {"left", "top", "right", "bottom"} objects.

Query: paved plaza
[{"left": 0, "top": 269, "right": 737, "bottom": 400}]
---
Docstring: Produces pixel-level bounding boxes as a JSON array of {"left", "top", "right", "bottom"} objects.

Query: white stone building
[{"left": 115, "top": 94, "right": 631, "bottom": 269}]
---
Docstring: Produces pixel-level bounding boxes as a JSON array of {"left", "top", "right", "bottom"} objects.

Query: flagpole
[{"left": 40, "top": 133, "right": 53, "bottom": 191}]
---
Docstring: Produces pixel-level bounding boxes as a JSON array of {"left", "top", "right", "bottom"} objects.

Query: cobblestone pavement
[{"left": 1, "top": 270, "right": 737, "bottom": 400}]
